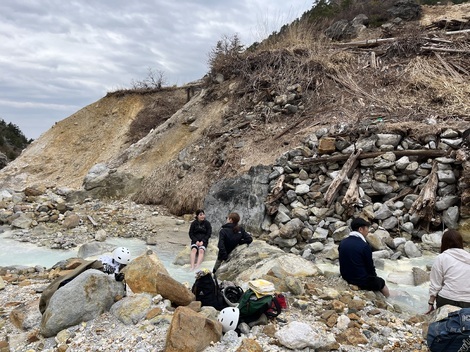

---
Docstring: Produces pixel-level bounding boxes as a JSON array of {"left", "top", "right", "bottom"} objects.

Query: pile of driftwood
[
  {"left": 333, "top": 29, "right": 469, "bottom": 78},
  {"left": 426, "top": 18, "right": 470, "bottom": 31}
]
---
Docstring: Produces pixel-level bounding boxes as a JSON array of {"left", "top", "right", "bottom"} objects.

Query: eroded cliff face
[
  {"left": 0, "top": 80, "right": 307, "bottom": 213},
  {"left": 0, "top": 93, "right": 150, "bottom": 190},
  {"left": 0, "top": 89, "right": 191, "bottom": 191}
]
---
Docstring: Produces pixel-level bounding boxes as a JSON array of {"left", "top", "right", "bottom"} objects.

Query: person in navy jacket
[{"left": 339, "top": 217, "right": 390, "bottom": 297}]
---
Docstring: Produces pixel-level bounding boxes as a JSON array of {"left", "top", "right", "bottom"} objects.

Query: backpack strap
[
  {"left": 265, "top": 295, "right": 282, "bottom": 318},
  {"left": 213, "top": 272, "right": 220, "bottom": 294}
]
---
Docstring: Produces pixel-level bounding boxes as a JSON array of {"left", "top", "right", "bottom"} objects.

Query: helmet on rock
[
  {"left": 217, "top": 307, "right": 240, "bottom": 333},
  {"left": 113, "top": 247, "right": 131, "bottom": 264}
]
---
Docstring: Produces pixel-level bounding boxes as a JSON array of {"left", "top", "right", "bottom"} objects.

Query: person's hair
[
  {"left": 441, "top": 229, "right": 463, "bottom": 253},
  {"left": 228, "top": 212, "right": 240, "bottom": 233},
  {"left": 350, "top": 217, "right": 370, "bottom": 232},
  {"left": 195, "top": 209, "right": 205, "bottom": 219}
]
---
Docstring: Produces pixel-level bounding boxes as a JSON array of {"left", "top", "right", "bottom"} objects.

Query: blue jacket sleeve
[{"left": 363, "top": 245, "right": 377, "bottom": 276}]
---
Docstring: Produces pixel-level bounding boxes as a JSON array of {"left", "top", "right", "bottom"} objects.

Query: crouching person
[{"left": 99, "top": 246, "right": 131, "bottom": 282}]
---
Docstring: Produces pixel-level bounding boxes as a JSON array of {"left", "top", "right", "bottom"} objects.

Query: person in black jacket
[
  {"left": 338, "top": 217, "right": 390, "bottom": 297},
  {"left": 213, "top": 212, "right": 253, "bottom": 273},
  {"left": 189, "top": 209, "right": 212, "bottom": 270}
]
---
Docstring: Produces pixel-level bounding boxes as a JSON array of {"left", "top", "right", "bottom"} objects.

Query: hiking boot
[
  {"left": 238, "top": 322, "right": 250, "bottom": 335},
  {"left": 248, "top": 313, "right": 268, "bottom": 328}
]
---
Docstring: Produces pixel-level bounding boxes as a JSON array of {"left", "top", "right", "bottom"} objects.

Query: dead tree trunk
[
  {"left": 265, "top": 174, "right": 285, "bottom": 215},
  {"left": 410, "top": 161, "right": 439, "bottom": 225},
  {"left": 324, "top": 149, "right": 362, "bottom": 207},
  {"left": 342, "top": 169, "right": 361, "bottom": 208}
]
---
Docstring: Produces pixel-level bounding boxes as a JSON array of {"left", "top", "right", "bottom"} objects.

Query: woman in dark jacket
[
  {"left": 213, "top": 212, "right": 252, "bottom": 273},
  {"left": 189, "top": 209, "right": 212, "bottom": 270}
]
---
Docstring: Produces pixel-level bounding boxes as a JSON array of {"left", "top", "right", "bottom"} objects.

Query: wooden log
[
  {"left": 333, "top": 37, "right": 397, "bottom": 47},
  {"left": 342, "top": 169, "right": 361, "bottom": 208},
  {"left": 298, "top": 149, "right": 447, "bottom": 165},
  {"left": 87, "top": 215, "right": 98, "bottom": 227},
  {"left": 422, "top": 37, "right": 453, "bottom": 44},
  {"left": 410, "top": 161, "right": 439, "bottom": 223},
  {"left": 387, "top": 187, "right": 414, "bottom": 203},
  {"left": 370, "top": 51, "right": 377, "bottom": 69},
  {"left": 421, "top": 46, "right": 470, "bottom": 54},
  {"left": 445, "top": 29, "right": 470, "bottom": 35},
  {"left": 266, "top": 175, "right": 285, "bottom": 205},
  {"left": 265, "top": 174, "right": 285, "bottom": 215},
  {"left": 324, "top": 149, "right": 362, "bottom": 207}
]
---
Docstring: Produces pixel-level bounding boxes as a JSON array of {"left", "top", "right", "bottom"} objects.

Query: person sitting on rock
[
  {"left": 338, "top": 217, "right": 390, "bottom": 297},
  {"left": 427, "top": 229, "right": 470, "bottom": 313},
  {"left": 213, "top": 212, "right": 252, "bottom": 273},
  {"left": 99, "top": 246, "right": 131, "bottom": 282},
  {"left": 189, "top": 209, "right": 212, "bottom": 270}
]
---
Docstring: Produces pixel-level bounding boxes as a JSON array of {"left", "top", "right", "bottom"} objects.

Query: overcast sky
[{"left": 0, "top": 1, "right": 311, "bottom": 140}]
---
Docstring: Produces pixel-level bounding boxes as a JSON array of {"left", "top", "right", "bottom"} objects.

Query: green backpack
[{"left": 238, "top": 289, "right": 281, "bottom": 323}]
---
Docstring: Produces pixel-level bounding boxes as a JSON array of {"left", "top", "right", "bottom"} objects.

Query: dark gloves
[
  {"left": 103, "top": 264, "right": 114, "bottom": 274},
  {"left": 115, "top": 273, "right": 125, "bottom": 282}
]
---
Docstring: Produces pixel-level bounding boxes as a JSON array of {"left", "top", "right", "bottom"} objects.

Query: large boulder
[
  {"left": 165, "top": 306, "right": 222, "bottom": 352},
  {"left": 216, "top": 240, "right": 319, "bottom": 283},
  {"left": 325, "top": 14, "right": 368, "bottom": 41},
  {"left": 77, "top": 241, "right": 115, "bottom": 259},
  {"left": 123, "top": 250, "right": 169, "bottom": 294},
  {"left": 67, "top": 163, "right": 143, "bottom": 202},
  {"left": 110, "top": 294, "right": 152, "bottom": 325},
  {"left": 155, "top": 272, "right": 195, "bottom": 306},
  {"left": 204, "top": 165, "right": 271, "bottom": 235},
  {"left": 387, "top": 0, "right": 422, "bottom": 21},
  {"left": 40, "top": 269, "right": 125, "bottom": 337}
]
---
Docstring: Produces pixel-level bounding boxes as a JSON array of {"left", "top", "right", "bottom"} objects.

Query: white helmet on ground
[
  {"left": 217, "top": 307, "right": 240, "bottom": 333},
  {"left": 113, "top": 247, "right": 131, "bottom": 264}
]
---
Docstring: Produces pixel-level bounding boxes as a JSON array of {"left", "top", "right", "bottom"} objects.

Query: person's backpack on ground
[
  {"left": 427, "top": 307, "right": 470, "bottom": 352},
  {"left": 191, "top": 269, "right": 226, "bottom": 310},
  {"left": 238, "top": 288, "right": 282, "bottom": 324}
]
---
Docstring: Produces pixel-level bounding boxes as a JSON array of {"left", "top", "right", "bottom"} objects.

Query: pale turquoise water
[
  {"left": 0, "top": 233, "right": 197, "bottom": 284},
  {"left": 1, "top": 232, "right": 433, "bottom": 313}
]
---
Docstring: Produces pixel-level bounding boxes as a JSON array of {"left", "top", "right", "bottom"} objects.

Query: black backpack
[
  {"left": 427, "top": 308, "right": 470, "bottom": 352},
  {"left": 191, "top": 272, "right": 226, "bottom": 311}
]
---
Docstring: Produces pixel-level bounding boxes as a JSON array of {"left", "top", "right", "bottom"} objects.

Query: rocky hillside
[{"left": 0, "top": 3, "right": 468, "bottom": 218}]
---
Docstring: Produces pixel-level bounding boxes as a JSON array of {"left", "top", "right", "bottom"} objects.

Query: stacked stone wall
[{"left": 264, "top": 128, "right": 469, "bottom": 259}]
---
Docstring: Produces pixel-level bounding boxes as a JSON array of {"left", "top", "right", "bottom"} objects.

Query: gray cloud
[{"left": 0, "top": 0, "right": 310, "bottom": 139}]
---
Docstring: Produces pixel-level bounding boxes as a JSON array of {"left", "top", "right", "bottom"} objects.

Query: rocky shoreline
[
  {"left": 0, "top": 187, "right": 441, "bottom": 352},
  {"left": 0, "top": 255, "right": 429, "bottom": 352}
]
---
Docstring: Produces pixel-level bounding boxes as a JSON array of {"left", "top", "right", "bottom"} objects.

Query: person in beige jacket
[{"left": 427, "top": 229, "right": 470, "bottom": 313}]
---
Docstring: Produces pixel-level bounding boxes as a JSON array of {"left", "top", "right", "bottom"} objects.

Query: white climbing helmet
[
  {"left": 217, "top": 307, "right": 240, "bottom": 333},
  {"left": 113, "top": 247, "right": 131, "bottom": 264}
]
